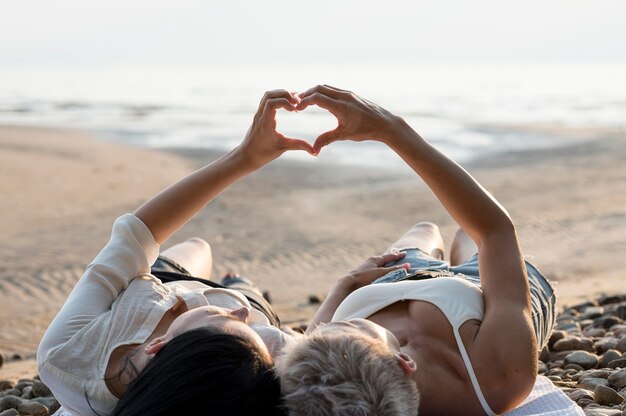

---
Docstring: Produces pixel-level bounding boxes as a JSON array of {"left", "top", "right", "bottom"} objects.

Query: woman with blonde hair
[{"left": 277, "top": 85, "right": 556, "bottom": 416}]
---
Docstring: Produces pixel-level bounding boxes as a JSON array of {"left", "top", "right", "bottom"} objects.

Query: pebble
[
  {"left": 608, "top": 368, "right": 626, "bottom": 389},
  {"left": 0, "top": 376, "right": 58, "bottom": 416},
  {"left": 541, "top": 295, "right": 626, "bottom": 413},
  {"left": 554, "top": 337, "right": 595, "bottom": 352},
  {"left": 566, "top": 351, "right": 600, "bottom": 370},
  {"left": 0, "top": 293, "right": 625, "bottom": 415},
  {"left": 608, "top": 358, "right": 626, "bottom": 369},
  {"left": 580, "top": 378, "right": 611, "bottom": 390},
  {"left": 594, "top": 384, "right": 625, "bottom": 406},
  {"left": 599, "top": 350, "right": 623, "bottom": 368}
]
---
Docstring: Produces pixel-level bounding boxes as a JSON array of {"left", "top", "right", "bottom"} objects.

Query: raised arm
[
  {"left": 136, "top": 90, "right": 314, "bottom": 244},
  {"left": 297, "top": 85, "right": 532, "bottom": 318}
]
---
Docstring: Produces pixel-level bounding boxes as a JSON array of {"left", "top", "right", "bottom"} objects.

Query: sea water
[{"left": 0, "top": 63, "right": 623, "bottom": 169}]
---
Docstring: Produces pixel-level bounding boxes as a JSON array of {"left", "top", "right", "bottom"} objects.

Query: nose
[{"left": 229, "top": 307, "right": 250, "bottom": 323}]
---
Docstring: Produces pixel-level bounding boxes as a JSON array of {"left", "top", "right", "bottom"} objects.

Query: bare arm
[
  {"left": 298, "top": 84, "right": 533, "bottom": 333},
  {"left": 135, "top": 90, "right": 314, "bottom": 244},
  {"left": 306, "top": 252, "right": 409, "bottom": 334}
]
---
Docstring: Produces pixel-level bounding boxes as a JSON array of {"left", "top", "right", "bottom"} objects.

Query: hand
[
  {"left": 339, "top": 251, "right": 410, "bottom": 292},
  {"left": 239, "top": 90, "right": 315, "bottom": 169},
  {"left": 296, "top": 85, "right": 405, "bottom": 154}
]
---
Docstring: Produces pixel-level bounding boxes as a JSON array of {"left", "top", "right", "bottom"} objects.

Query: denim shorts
[{"left": 375, "top": 248, "right": 557, "bottom": 350}]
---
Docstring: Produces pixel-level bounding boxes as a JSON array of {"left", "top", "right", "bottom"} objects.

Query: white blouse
[{"left": 37, "top": 214, "right": 270, "bottom": 416}]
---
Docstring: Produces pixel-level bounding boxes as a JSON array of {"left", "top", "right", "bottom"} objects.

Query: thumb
[
  {"left": 282, "top": 137, "right": 315, "bottom": 155},
  {"left": 313, "top": 128, "right": 342, "bottom": 154}
]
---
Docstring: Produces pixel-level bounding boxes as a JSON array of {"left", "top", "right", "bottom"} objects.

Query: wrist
[{"left": 379, "top": 115, "right": 414, "bottom": 145}]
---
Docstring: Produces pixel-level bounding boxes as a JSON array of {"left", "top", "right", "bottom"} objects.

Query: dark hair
[{"left": 110, "top": 327, "right": 287, "bottom": 416}]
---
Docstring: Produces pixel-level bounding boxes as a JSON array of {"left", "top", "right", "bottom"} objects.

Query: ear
[
  {"left": 229, "top": 307, "right": 250, "bottom": 323},
  {"left": 144, "top": 336, "right": 170, "bottom": 356},
  {"left": 395, "top": 352, "right": 417, "bottom": 376}
]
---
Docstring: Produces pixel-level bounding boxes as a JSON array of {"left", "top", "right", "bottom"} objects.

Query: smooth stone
[
  {"left": 19, "top": 386, "right": 32, "bottom": 400},
  {"left": 580, "top": 369, "right": 614, "bottom": 380},
  {"left": 578, "top": 397, "right": 596, "bottom": 408},
  {"left": 31, "top": 397, "right": 60, "bottom": 414},
  {"left": 559, "top": 322, "right": 583, "bottom": 333},
  {"left": 549, "top": 360, "right": 565, "bottom": 369},
  {"left": 585, "top": 327, "right": 607, "bottom": 337},
  {"left": 548, "top": 375, "right": 563, "bottom": 382},
  {"left": 615, "top": 337, "right": 626, "bottom": 353},
  {"left": 596, "top": 339, "right": 619, "bottom": 354},
  {"left": 599, "top": 350, "right": 623, "bottom": 368},
  {"left": 565, "top": 363, "right": 585, "bottom": 372},
  {"left": 610, "top": 324, "right": 626, "bottom": 336},
  {"left": 608, "top": 368, "right": 626, "bottom": 389},
  {"left": 554, "top": 337, "right": 595, "bottom": 352},
  {"left": 579, "top": 378, "right": 610, "bottom": 390},
  {"left": 572, "top": 300, "right": 599, "bottom": 312},
  {"left": 595, "top": 316, "right": 623, "bottom": 329},
  {"left": 584, "top": 307, "right": 606, "bottom": 320},
  {"left": 552, "top": 350, "right": 577, "bottom": 361},
  {"left": 568, "top": 388, "right": 595, "bottom": 402},
  {"left": 0, "top": 381, "right": 13, "bottom": 391},
  {"left": 549, "top": 330, "right": 568, "bottom": 349},
  {"left": 13, "top": 380, "right": 32, "bottom": 391},
  {"left": 538, "top": 362, "right": 548, "bottom": 374},
  {"left": 0, "top": 409, "right": 19, "bottom": 416},
  {"left": 580, "top": 319, "right": 595, "bottom": 329},
  {"left": 565, "top": 351, "right": 600, "bottom": 370},
  {"left": 0, "top": 390, "right": 19, "bottom": 399},
  {"left": 608, "top": 358, "right": 626, "bottom": 369},
  {"left": 0, "top": 395, "right": 20, "bottom": 411},
  {"left": 539, "top": 346, "right": 550, "bottom": 362},
  {"left": 30, "top": 381, "right": 51, "bottom": 398},
  {"left": 594, "top": 384, "right": 625, "bottom": 406},
  {"left": 617, "top": 305, "right": 626, "bottom": 320},
  {"left": 598, "top": 295, "right": 622, "bottom": 306},
  {"left": 16, "top": 401, "right": 48, "bottom": 416}
]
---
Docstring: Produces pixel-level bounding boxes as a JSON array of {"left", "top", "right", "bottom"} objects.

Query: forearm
[
  {"left": 306, "top": 279, "right": 353, "bottom": 334},
  {"left": 135, "top": 146, "right": 255, "bottom": 244},
  {"left": 386, "top": 119, "right": 515, "bottom": 244}
]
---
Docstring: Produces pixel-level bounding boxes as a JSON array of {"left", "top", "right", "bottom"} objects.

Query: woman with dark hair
[
  {"left": 111, "top": 329, "right": 283, "bottom": 416},
  {"left": 36, "top": 90, "right": 311, "bottom": 415}
]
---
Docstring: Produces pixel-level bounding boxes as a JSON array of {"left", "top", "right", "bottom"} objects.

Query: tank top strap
[{"left": 452, "top": 328, "right": 497, "bottom": 416}]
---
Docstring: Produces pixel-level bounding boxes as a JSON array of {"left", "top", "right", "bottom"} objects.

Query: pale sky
[{"left": 1, "top": 0, "right": 625, "bottom": 67}]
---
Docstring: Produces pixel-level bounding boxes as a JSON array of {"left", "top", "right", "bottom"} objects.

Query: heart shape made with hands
[{"left": 275, "top": 106, "right": 339, "bottom": 145}]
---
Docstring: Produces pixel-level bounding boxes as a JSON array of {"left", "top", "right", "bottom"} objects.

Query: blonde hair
[{"left": 276, "top": 331, "right": 419, "bottom": 416}]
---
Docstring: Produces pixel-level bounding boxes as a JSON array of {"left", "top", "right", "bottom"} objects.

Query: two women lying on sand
[{"left": 37, "top": 86, "right": 556, "bottom": 416}]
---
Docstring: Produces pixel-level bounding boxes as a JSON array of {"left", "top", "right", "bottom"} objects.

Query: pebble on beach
[
  {"left": 543, "top": 293, "right": 626, "bottom": 415},
  {"left": 0, "top": 377, "right": 59, "bottom": 416},
  {"left": 2, "top": 293, "right": 626, "bottom": 415}
]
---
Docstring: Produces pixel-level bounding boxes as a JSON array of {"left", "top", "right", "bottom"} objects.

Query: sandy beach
[{"left": 1, "top": 123, "right": 626, "bottom": 381}]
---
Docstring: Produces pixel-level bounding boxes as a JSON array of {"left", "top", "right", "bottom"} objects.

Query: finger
[
  {"left": 262, "top": 97, "right": 296, "bottom": 121},
  {"left": 379, "top": 251, "right": 407, "bottom": 264},
  {"left": 280, "top": 137, "right": 316, "bottom": 155},
  {"left": 322, "top": 84, "right": 352, "bottom": 94},
  {"left": 258, "top": 90, "right": 299, "bottom": 112},
  {"left": 312, "top": 128, "right": 343, "bottom": 154},
  {"left": 298, "top": 84, "right": 348, "bottom": 100},
  {"left": 296, "top": 92, "right": 339, "bottom": 112},
  {"left": 381, "top": 263, "right": 411, "bottom": 273}
]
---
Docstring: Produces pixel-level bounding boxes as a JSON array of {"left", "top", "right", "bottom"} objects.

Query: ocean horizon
[{"left": 0, "top": 62, "right": 624, "bottom": 169}]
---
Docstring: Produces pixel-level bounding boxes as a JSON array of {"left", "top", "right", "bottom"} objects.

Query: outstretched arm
[
  {"left": 136, "top": 90, "right": 314, "bottom": 244},
  {"left": 297, "top": 85, "right": 530, "bottom": 308},
  {"left": 298, "top": 87, "right": 536, "bottom": 372}
]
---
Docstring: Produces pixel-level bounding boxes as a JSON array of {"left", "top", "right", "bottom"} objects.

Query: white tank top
[{"left": 332, "top": 277, "right": 496, "bottom": 416}]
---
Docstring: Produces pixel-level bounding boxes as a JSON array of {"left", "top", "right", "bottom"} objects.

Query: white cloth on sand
[{"left": 52, "top": 375, "right": 583, "bottom": 416}]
